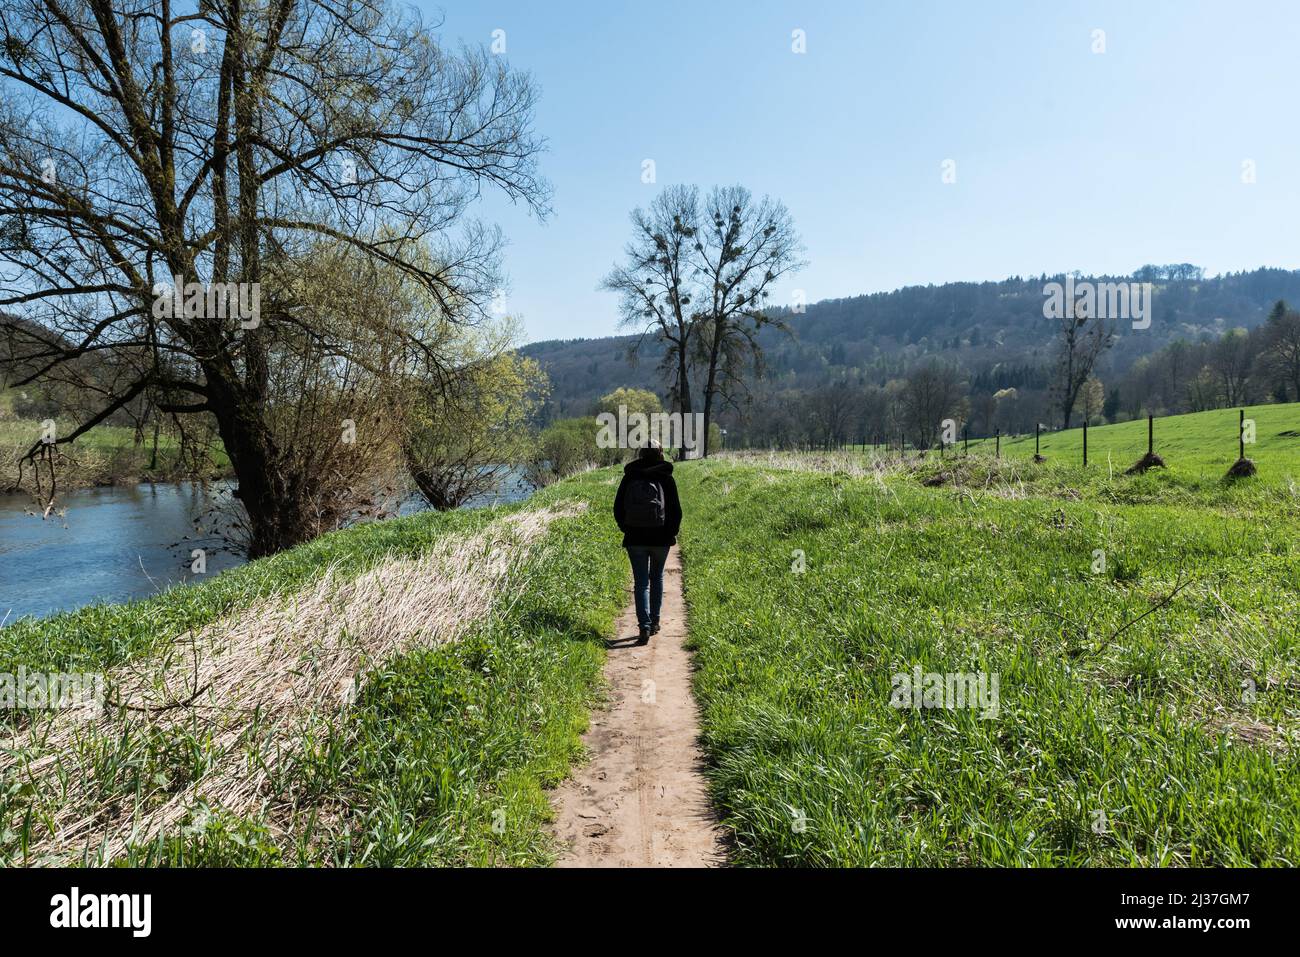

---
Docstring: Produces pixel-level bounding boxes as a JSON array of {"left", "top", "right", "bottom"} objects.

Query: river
[{"left": 0, "top": 471, "right": 534, "bottom": 623}]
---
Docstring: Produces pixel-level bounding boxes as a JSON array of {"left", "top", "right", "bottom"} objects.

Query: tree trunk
[
  {"left": 206, "top": 375, "right": 307, "bottom": 559},
  {"left": 677, "top": 347, "right": 693, "bottom": 418},
  {"left": 701, "top": 330, "right": 722, "bottom": 459},
  {"left": 148, "top": 420, "right": 160, "bottom": 472}
]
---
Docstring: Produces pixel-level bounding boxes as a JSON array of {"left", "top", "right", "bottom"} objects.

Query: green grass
[
  {"left": 1, "top": 412, "right": 230, "bottom": 488},
  {"left": 1, "top": 471, "right": 628, "bottom": 867},
  {"left": 969, "top": 402, "right": 1300, "bottom": 483},
  {"left": 10, "top": 399, "right": 1300, "bottom": 868},
  {"left": 677, "top": 427, "right": 1300, "bottom": 866},
  {"left": 0, "top": 418, "right": 159, "bottom": 454}
]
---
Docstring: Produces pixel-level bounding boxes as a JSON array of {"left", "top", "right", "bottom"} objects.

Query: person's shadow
[{"left": 605, "top": 634, "right": 643, "bottom": 649}]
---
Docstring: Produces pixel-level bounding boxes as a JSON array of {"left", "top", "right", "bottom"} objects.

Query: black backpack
[{"left": 624, "top": 477, "right": 666, "bottom": 528}]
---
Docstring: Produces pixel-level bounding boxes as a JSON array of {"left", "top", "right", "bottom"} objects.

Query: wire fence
[{"left": 720, "top": 407, "right": 1287, "bottom": 478}]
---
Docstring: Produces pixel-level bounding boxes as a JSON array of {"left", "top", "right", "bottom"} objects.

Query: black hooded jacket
[{"left": 613, "top": 457, "right": 682, "bottom": 547}]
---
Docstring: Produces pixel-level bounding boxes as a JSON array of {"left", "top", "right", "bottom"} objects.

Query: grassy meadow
[
  {"left": 676, "top": 408, "right": 1300, "bottom": 865},
  {"left": 969, "top": 403, "right": 1300, "bottom": 481},
  {"left": 4, "top": 401, "right": 1298, "bottom": 868}
]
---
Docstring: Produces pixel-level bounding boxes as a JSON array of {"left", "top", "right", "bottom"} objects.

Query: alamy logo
[
  {"left": 152, "top": 273, "right": 261, "bottom": 328},
  {"left": 50, "top": 887, "right": 151, "bottom": 937},
  {"left": 1042, "top": 276, "right": 1152, "bottom": 330},
  {"left": 595, "top": 404, "right": 704, "bottom": 455},
  {"left": 0, "top": 667, "right": 103, "bottom": 716},
  {"left": 890, "top": 666, "right": 1000, "bottom": 719}
]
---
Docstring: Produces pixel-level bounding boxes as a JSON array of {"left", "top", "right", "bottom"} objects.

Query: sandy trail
[{"left": 552, "top": 546, "right": 723, "bottom": 867}]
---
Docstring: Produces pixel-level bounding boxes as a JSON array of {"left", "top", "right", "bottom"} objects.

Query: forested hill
[{"left": 522, "top": 266, "right": 1300, "bottom": 420}]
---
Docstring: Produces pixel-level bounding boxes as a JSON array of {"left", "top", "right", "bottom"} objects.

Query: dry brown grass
[
  {"left": 718, "top": 449, "right": 906, "bottom": 480},
  {"left": 1, "top": 502, "right": 583, "bottom": 864},
  {"left": 718, "top": 449, "right": 1043, "bottom": 500}
]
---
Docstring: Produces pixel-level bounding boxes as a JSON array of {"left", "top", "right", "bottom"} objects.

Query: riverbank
[
  {"left": 0, "top": 417, "right": 232, "bottom": 495},
  {"left": 1, "top": 468, "right": 535, "bottom": 623},
  {"left": 1, "top": 470, "right": 627, "bottom": 866}
]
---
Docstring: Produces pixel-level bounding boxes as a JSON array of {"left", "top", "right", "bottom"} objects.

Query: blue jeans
[{"left": 626, "top": 545, "right": 670, "bottom": 629}]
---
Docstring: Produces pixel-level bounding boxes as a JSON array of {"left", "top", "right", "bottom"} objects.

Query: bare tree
[
  {"left": 1262, "top": 302, "right": 1300, "bottom": 401},
  {"left": 1052, "top": 298, "right": 1114, "bottom": 429},
  {"left": 901, "top": 360, "right": 967, "bottom": 448},
  {"left": 1161, "top": 339, "right": 1191, "bottom": 412},
  {"left": 601, "top": 185, "right": 700, "bottom": 423},
  {"left": 1210, "top": 328, "right": 1254, "bottom": 406},
  {"left": 692, "top": 186, "right": 804, "bottom": 457},
  {"left": 0, "top": 0, "right": 548, "bottom": 555},
  {"left": 806, "top": 379, "right": 860, "bottom": 448}
]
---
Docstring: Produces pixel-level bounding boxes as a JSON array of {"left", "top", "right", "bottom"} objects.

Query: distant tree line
[
  {"left": 719, "top": 301, "right": 1300, "bottom": 450},
  {"left": 1113, "top": 302, "right": 1300, "bottom": 418},
  {"left": 526, "top": 267, "right": 1300, "bottom": 429}
]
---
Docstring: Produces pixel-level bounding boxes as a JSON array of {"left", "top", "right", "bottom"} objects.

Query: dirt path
[{"left": 552, "top": 546, "right": 724, "bottom": 867}]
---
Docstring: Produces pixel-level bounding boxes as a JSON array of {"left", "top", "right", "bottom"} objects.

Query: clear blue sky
[{"left": 417, "top": 0, "right": 1300, "bottom": 344}]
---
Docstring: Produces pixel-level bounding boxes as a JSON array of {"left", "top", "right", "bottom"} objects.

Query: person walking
[{"left": 612, "top": 440, "right": 682, "bottom": 644}]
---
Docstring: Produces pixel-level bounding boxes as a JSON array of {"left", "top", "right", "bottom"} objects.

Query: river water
[{"left": 0, "top": 471, "right": 534, "bottom": 623}]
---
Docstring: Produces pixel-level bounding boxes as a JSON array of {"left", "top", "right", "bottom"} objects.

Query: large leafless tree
[
  {"left": 692, "top": 186, "right": 803, "bottom": 457},
  {"left": 601, "top": 185, "right": 700, "bottom": 423},
  {"left": 604, "top": 184, "right": 803, "bottom": 458},
  {"left": 0, "top": 0, "right": 548, "bottom": 555}
]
